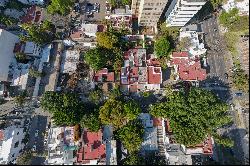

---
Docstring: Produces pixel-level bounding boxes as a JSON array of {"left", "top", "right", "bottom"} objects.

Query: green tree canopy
[
  {"left": 80, "top": 112, "right": 101, "bottom": 132},
  {"left": 15, "top": 150, "right": 33, "bottom": 165},
  {"left": 0, "top": 15, "right": 18, "bottom": 26},
  {"left": 121, "top": 0, "right": 132, "bottom": 6},
  {"left": 47, "top": 0, "right": 74, "bottom": 15},
  {"left": 99, "top": 98, "right": 141, "bottom": 130},
  {"left": 150, "top": 87, "right": 233, "bottom": 147},
  {"left": 88, "top": 90, "right": 103, "bottom": 105},
  {"left": 219, "top": 8, "right": 240, "bottom": 29},
  {"left": 122, "top": 152, "right": 167, "bottom": 165},
  {"left": 29, "top": 69, "right": 45, "bottom": 78},
  {"left": 210, "top": 0, "right": 223, "bottom": 9},
  {"left": 84, "top": 47, "right": 115, "bottom": 71},
  {"left": 20, "top": 21, "right": 55, "bottom": 45},
  {"left": 14, "top": 90, "right": 28, "bottom": 107},
  {"left": 15, "top": 52, "right": 29, "bottom": 64},
  {"left": 41, "top": 92, "right": 85, "bottom": 126},
  {"left": 96, "top": 31, "right": 119, "bottom": 49},
  {"left": 116, "top": 120, "right": 144, "bottom": 153},
  {"left": 154, "top": 36, "right": 172, "bottom": 59}
]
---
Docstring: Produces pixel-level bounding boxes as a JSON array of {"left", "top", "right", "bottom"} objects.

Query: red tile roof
[
  {"left": 171, "top": 56, "right": 206, "bottom": 81},
  {"left": 147, "top": 58, "right": 161, "bottom": 66},
  {"left": 153, "top": 118, "right": 162, "bottom": 126},
  {"left": 21, "top": 6, "right": 42, "bottom": 24},
  {"left": 77, "top": 130, "right": 106, "bottom": 163},
  {"left": 148, "top": 66, "right": 162, "bottom": 84},
  {"left": 70, "top": 29, "right": 83, "bottom": 39},
  {"left": 172, "top": 52, "right": 189, "bottom": 58},
  {"left": 94, "top": 68, "right": 115, "bottom": 82},
  {"left": 13, "top": 42, "right": 24, "bottom": 53}
]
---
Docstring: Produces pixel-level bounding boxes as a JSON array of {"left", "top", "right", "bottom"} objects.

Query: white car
[
  {"left": 35, "top": 130, "right": 39, "bottom": 137},
  {"left": 32, "top": 145, "right": 36, "bottom": 151}
]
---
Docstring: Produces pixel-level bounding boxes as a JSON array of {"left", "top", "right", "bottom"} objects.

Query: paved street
[
  {"left": 201, "top": 15, "right": 228, "bottom": 84},
  {"left": 27, "top": 107, "right": 51, "bottom": 165}
]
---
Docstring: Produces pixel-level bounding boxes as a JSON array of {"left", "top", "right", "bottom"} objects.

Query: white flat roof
[
  {"left": 24, "top": 42, "right": 36, "bottom": 54},
  {"left": 61, "top": 50, "right": 80, "bottom": 74}
]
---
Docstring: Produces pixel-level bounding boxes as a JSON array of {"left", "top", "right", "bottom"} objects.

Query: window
[
  {"left": 14, "top": 141, "right": 19, "bottom": 148},
  {"left": 144, "top": 8, "right": 153, "bottom": 10}
]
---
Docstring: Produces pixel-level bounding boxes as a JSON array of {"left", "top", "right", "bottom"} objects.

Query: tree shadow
[
  {"left": 218, "top": 128, "right": 248, "bottom": 165},
  {"left": 199, "top": 75, "right": 232, "bottom": 102}
]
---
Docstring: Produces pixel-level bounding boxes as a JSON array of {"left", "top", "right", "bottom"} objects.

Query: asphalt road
[
  {"left": 201, "top": 15, "right": 228, "bottom": 84},
  {"left": 27, "top": 107, "right": 51, "bottom": 165}
]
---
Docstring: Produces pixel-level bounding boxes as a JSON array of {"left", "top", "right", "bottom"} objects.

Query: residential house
[
  {"left": 105, "top": 6, "right": 132, "bottom": 31},
  {"left": 165, "top": 119, "right": 213, "bottom": 156},
  {"left": 138, "top": 113, "right": 158, "bottom": 155},
  {"left": 120, "top": 48, "right": 162, "bottom": 93},
  {"left": 60, "top": 50, "right": 80, "bottom": 75},
  {"left": 170, "top": 52, "right": 207, "bottom": 81},
  {"left": 0, "top": 126, "right": 25, "bottom": 164},
  {"left": 14, "top": 41, "right": 42, "bottom": 57},
  {"left": 70, "top": 23, "right": 104, "bottom": 42},
  {"left": 179, "top": 30, "right": 207, "bottom": 57},
  {"left": 21, "top": 6, "right": 43, "bottom": 24},
  {"left": 76, "top": 129, "right": 106, "bottom": 165},
  {"left": 45, "top": 126, "right": 80, "bottom": 165}
]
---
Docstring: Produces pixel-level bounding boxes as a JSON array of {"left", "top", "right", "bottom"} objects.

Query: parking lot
[{"left": 79, "top": 0, "right": 107, "bottom": 22}]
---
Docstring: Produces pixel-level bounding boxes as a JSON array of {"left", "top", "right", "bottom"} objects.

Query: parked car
[
  {"left": 35, "top": 130, "right": 39, "bottom": 137},
  {"left": 235, "top": 92, "right": 243, "bottom": 97},
  {"left": 32, "top": 145, "right": 36, "bottom": 152}
]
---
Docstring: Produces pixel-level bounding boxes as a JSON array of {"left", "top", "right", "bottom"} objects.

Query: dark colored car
[{"left": 235, "top": 93, "right": 243, "bottom": 97}]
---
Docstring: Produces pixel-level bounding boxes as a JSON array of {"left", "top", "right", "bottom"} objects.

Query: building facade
[
  {"left": 0, "top": 126, "right": 25, "bottom": 164},
  {"left": 132, "top": 0, "right": 169, "bottom": 27},
  {"left": 165, "top": 0, "right": 207, "bottom": 27},
  {"left": 0, "top": 29, "right": 19, "bottom": 82}
]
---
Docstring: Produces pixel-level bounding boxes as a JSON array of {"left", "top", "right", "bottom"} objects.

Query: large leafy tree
[
  {"left": 47, "top": 0, "right": 74, "bottom": 15},
  {"left": 84, "top": 47, "right": 116, "bottom": 71},
  {"left": 116, "top": 120, "right": 144, "bottom": 153},
  {"left": 154, "top": 36, "right": 172, "bottom": 59},
  {"left": 121, "top": 0, "right": 132, "bottom": 6},
  {"left": 80, "top": 112, "right": 101, "bottom": 132},
  {"left": 0, "top": 15, "right": 18, "bottom": 26},
  {"left": 150, "top": 87, "right": 233, "bottom": 147},
  {"left": 15, "top": 150, "right": 33, "bottom": 165},
  {"left": 122, "top": 152, "right": 166, "bottom": 165},
  {"left": 41, "top": 92, "right": 85, "bottom": 126},
  {"left": 20, "top": 21, "right": 55, "bottom": 45},
  {"left": 99, "top": 98, "right": 141, "bottom": 130},
  {"left": 96, "top": 31, "right": 119, "bottom": 49},
  {"left": 219, "top": 8, "right": 240, "bottom": 29}
]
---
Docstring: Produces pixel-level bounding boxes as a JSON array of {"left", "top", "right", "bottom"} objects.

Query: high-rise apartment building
[
  {"left": 165, "top": 0, "right": 207, "bottom": 27},
  {"left": 132, "top": 0, "right": 169, "bottom": 27}
]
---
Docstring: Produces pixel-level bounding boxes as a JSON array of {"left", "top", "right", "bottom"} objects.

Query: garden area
[{"left": 219, "top": 8, "right": 249, "bottom": 92}]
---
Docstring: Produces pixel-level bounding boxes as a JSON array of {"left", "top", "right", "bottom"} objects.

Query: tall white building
[
  {"left": 0, "top": 126, "right": 25, "bottom": 164},
  {"left": 165, "top": 0, "right": 207, "bottom": 27},
  {"left": 132, "top": 0, "right": 169, "bottom": 27}
]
